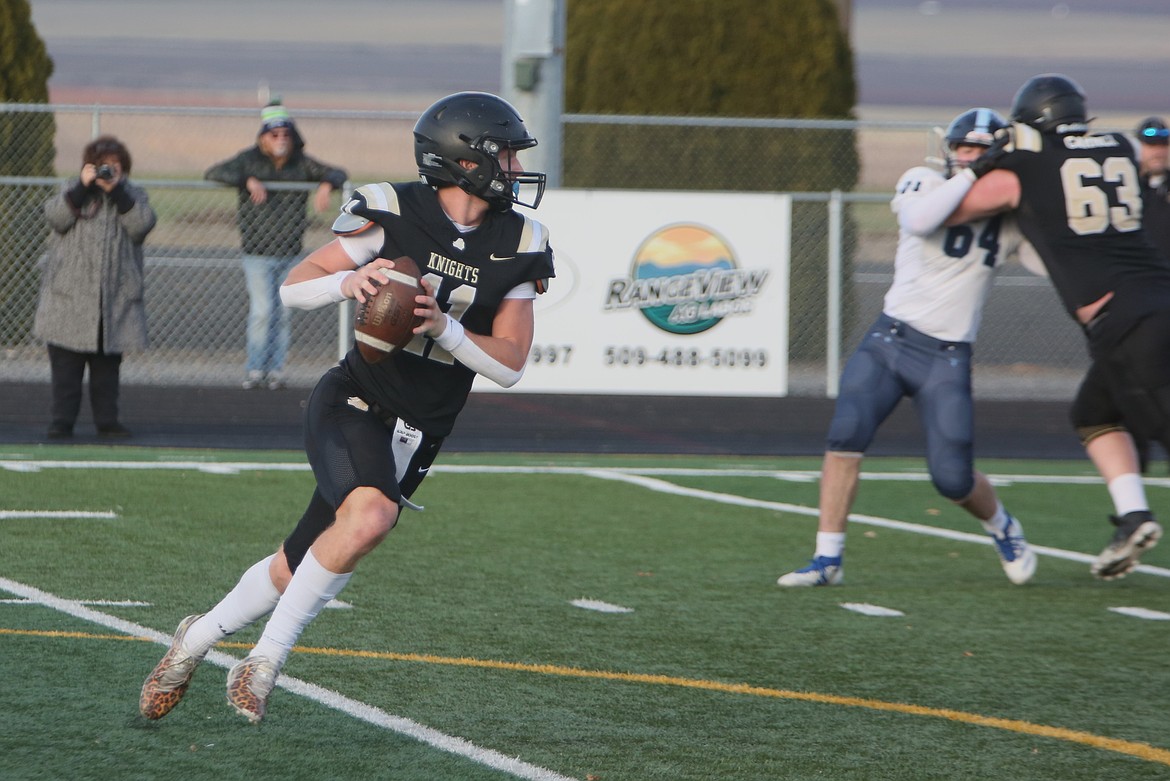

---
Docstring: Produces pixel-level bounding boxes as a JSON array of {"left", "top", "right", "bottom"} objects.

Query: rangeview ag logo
[{"left": 604, "top": 223, "right": 768, "bottom": 335}]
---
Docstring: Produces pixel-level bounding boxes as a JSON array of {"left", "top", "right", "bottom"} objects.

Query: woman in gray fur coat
[{"left": 34, "top": 135, "right": 156, "bottom": 439}]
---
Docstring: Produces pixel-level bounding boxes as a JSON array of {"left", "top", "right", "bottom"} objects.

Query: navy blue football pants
[{"left": 826, "top": 313, "right": 976, "bottom": 501}]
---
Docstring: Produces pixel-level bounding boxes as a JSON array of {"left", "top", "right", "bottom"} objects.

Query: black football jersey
[
  {"left": 336, "top": 181, "right": 554, "bottom": 436},
  {"left": 998, "top": 123, "right": 1170, "bottom": 325}
]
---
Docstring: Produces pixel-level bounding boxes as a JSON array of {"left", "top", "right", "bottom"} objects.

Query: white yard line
[
  {"left": 5, "top": 459, "right": 1170, "bottom": 490},
  {"left": 4, "top": 459, "right": 1168, "bottom": 577},
  {"left": 584, "top": 469, "right": 1170, "bottom": 579},
  {"left": 0, "top": 577, "right": 578, "bottom": 781},
  {"left": 0, "top": 510, "right": 118, "bottom": 519}
]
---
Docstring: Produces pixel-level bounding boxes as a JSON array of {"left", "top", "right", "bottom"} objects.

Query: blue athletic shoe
[
  {"left": 990, "top": 514, "right": 1036, "bottom": 585},
  {"left": 777, "top": 555, "right": 843, "bottom": 587}
]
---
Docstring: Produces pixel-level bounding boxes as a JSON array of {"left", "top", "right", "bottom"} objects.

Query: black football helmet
[
  {"left": 943, "top": 108, "right": 1007, "bottom": 176},
  {"left": 414, "top": 92, "right": 546, "bottom": 210},
  {"left": 1010, "top": 73, "right": 1087, "bottom": 133}
]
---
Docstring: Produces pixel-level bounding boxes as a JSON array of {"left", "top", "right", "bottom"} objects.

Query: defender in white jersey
[{"left": 778, "top": 108, "right": 1039, "bottom": 588}]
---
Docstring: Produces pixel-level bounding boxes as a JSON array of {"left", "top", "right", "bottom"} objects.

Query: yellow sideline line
[{"left": 4, "top": 627, "right": 1168, "bottom": 766}]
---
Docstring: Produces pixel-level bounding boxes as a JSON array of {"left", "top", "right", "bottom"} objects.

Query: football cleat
[
  {"left": 1091, "top": 511, "right": 1163, "bottom": 580},
  {"left": 139, "top": 614, "right": 207, "bottom": 720},
  {"left": 226, "top": 655, "right": 280, "bottom": 724},
  {"left": 989, "top": 514, "right": 1037, "bottom": 585},
  {"left": 777, "top": 555, "right": 843, "bottom": 587}
]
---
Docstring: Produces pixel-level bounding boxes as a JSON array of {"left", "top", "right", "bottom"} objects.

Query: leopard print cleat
[
  {"left": 226, "top": 655, "right": 280, "bottom": 724},
  {"left": 139, "top": 614, "right": 207, "bottom": 720}
]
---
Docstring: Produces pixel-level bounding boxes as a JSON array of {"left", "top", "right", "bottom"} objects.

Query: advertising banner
[{"left": 475, "top": 189, "right": 791, "bottom": 397}]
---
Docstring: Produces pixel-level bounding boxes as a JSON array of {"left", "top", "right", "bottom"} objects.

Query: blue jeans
[{"left": 242, "top": 254, "right": 297, "bottom": 375}]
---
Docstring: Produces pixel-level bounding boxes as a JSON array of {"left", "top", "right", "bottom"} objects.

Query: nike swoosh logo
[
  {"left": 418, "top": 467, "right": 430, "bottom": 474},
  {"left": 489, "top": 253, "right": 515, "bottom": 262}
]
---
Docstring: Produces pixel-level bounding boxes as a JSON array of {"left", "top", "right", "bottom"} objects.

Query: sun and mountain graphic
[{"left": 604, "top": 223, "right": 768, "bottom": 335}]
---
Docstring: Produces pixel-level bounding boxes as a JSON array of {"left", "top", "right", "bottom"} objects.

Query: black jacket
[
  {"left": 1140, "top": 170, "right": 1170, "bottom": 262},
  {"left": 205, "top": 128, "right": 347, "bottom": 256}
]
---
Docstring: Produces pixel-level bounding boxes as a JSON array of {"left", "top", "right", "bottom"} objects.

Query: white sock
[
  {"left": 184, "top": 554, "right": 282, "bottom": 657},
  {"left": 980, "top": 502, "right": 1010, "bottom": 536},
  {"left": 251, "top": 549, "right": 351, "bottom": 668},
  {"left": 814, "top": 532, "right": 845, "bottom": 559},
  {"left": 1107, "top": 473, "right": 1149, "bottom": 517}
]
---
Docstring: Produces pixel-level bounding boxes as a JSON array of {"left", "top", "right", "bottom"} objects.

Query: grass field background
[{"left": 2, "top": 445, "right": 1168, "bottom": 780}]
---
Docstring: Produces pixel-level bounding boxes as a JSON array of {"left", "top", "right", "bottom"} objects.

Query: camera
[{"left": 95, "top": 164, "right": 115, "bottom": 181}]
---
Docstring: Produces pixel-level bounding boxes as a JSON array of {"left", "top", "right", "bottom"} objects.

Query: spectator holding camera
[
  {"left": 205, "top": 100, "right": 348, "bottom": 390},
  {"left": 34, "top": 135, "right": 156, "bottom": 440}
]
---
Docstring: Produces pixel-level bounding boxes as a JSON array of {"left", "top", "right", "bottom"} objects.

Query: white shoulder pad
[
  {"left": 1010, "top": 122, "right": 1043, "bottom": 153},
  {"left": 1121, "top": 132, "right": 1143, "bottom": 161},
  {"left": 516, "top": 214, "right": 550, "bottom": 254},
  {"left": 347, "top": 182, "right": 402, "bottom": 217}
]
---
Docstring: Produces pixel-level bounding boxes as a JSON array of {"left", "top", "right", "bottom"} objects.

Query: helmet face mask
[
  {"left": 414, "top": 92, "right": 547, "bottom": 210},
  {"left": 942, "top": 108, "right": 1007, "bottom": 176},
  {"left": 1010, "top": 73, "right": 1088, "bottom": 133}
]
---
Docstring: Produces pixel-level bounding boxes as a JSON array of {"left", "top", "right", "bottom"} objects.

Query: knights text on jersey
[
  {"left": 885, "top": 166, "right": 1023, "bottom": 342},
  {"left": 998, "top": 123, "right": 1170, "bottom": 318},
  {"left": 337, "top": 181, "right": 555, "bottom": 436}
]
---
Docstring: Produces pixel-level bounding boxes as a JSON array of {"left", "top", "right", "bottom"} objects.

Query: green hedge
[
  {"left": 564, "top": 0, "right": 859, "bottom": 361},
  {"left": 0, "top": 0, "right": 56, "bottom": 343}
]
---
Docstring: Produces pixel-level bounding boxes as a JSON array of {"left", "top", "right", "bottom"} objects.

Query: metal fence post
[
  {"left": 826, "top": 189, "right": 842, "bottom": 399},
  {"left": 336, "top": 180, "right": 356, "bottom": 361}
]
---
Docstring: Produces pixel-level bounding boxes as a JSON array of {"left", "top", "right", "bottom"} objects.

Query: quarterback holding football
[{"left": 140, "top": 92, "right": 554, "bottom": 723}]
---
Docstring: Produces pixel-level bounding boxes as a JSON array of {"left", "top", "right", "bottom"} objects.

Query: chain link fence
[{"left": 0, "top": 103, "right": 1090, "bottom": 398}]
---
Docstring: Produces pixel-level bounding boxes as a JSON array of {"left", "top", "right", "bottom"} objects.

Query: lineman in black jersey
[
  {"left": 140, "top": 93, "right": 554, "bottom": 723},
  {"left": 942, "top": 74, "right": 1168, "bottom": 580}
]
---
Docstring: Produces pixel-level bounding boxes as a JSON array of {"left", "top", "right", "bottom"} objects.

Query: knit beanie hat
[{"left": 260, "top": 100, "right": 294, "bottom": 134}]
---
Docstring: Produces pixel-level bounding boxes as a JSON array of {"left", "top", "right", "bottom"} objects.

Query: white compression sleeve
[
  {"left": 279, "top": 270, "right": 356, "bottom": 310},
  {"left": 897, "top": 167, "right": 975, "bottom": 236},
  {"left": 434, "top": 315, "right": 524, "bottom": 388}
]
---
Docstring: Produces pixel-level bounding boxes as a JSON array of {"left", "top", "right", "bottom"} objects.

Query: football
[{"left": 353, "top": 256, "right": 424, "bottom": 363}]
